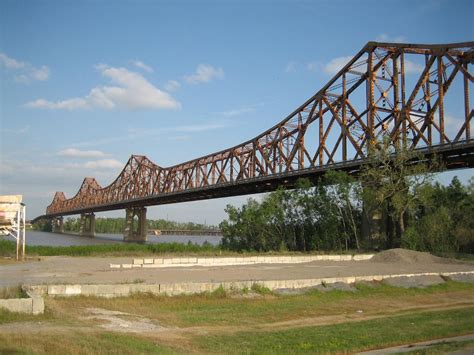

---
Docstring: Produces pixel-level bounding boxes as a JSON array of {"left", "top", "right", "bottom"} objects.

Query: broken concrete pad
[
  {"left": 446, "top": 273, "right": 474, "bottom": 283},
  {"left": 384, "top": 275, "right": 446, "bottom": 288}
]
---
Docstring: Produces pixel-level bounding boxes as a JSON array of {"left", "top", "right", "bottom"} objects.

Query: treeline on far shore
[{"left": 33, "top": 218, "right": 219, "bottom": 234}]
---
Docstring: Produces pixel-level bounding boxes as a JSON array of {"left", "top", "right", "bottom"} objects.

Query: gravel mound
[{"left": 370, "top": 248, "right": 456, "bottom": 264}]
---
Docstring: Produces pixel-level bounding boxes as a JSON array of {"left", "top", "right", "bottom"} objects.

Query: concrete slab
[{"left": 384, "top": 275, "right": 446, "bottom": 288}]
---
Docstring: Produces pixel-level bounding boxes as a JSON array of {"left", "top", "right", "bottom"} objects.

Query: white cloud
[
  {"left": 83, "top": 159, "right": 123, "bottom": 169},
  {"left": 322, "top": 56, "right": 353, "bottom": 75},
  {"left": 66, "top": 159, "right": 123, "bottom": 169},
  {"left": 168, "top": 135, "right": 190, "bottom": 141},
  {"left": 175, "top": 122, "right": 227, "bottom": 133},
  {"left": 132, "top": 60, "right": 154, "bottom": 73},
  {"left": 26, "top": 65, "right": 180, "bottom": 111},
  {"left": 376, "top": 34, "right": 407, "bottom": 43},
  {"left": 285, "top": 61, "right": 298, "bottom": 73},
  {"left": 165, "top": 80, "right": 181, "bottom": 92},
  {"left": 218, "top": 103, "right": 263, "bottom": 117},
  {"left": 0, "top": 53, "right": 25, "bottom": 69},
  {"left": 404, "top": 59, "right": 424, "bottom": 74},
  {"left": 0, "top": 125, "right": 30, "bottom": 134},
  {"left": 184, "top": 64, "right": 224, "bottom": 84},
  {"left": 31, "top": 65, "right": 50, "bottom": 81},
  {"left": 306, "top": 62, "right": 321, "bottom": 72},
  {"left": 58, "top": 148, "right": 108, "bottom": 158},
  {"left": 27, "top": 98, "right": 89, "bottom": 110},
  {"left": 0, "top": 52, "right": 50, "bottom": 83}
]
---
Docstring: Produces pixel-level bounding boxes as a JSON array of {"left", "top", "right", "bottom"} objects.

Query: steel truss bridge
[{"left": 38, "top": 42, "right": 474, "bottom": 220}]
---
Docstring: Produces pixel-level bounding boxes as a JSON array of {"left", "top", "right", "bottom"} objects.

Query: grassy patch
[
  {"left": 0, "top": 239, "right": 220, "bottom": 257},
  {"left": 43, "top": 281, "right": 474, "bottom": 328},
  {"left": 194, "top": 308, "right": 474, "bottom": 353},
  {"left": 0, "top": 308, "right": 54, "bottom": 325},
  {"left": 0, "top": 285, "right": 28, "bottom": 299},
  {"left": 0, "top": 239, "right": 368, "bottom": 257},
  {"left": 403, "top": 339, "right": 474, "bottom": 354},
  {"left": 0, "top": 331, "right": 177, "bottom": 354}
]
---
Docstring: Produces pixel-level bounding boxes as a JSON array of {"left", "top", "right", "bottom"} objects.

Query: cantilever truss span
[{"left": 43, "top": 42, "right": 474, "bottom": 218}]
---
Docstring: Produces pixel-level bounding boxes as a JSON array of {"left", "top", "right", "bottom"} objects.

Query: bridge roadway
[{"left": 35, "top": 141, "right": 474, "bottom": 220}]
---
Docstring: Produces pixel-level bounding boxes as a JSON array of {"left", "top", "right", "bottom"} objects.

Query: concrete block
[
  {"left": 163, "top": 259, "right": 173, "bottom": 264},
  {"left": 353, "top": 254, "right": 374, "bottom": 261},
  {"left": 110, "top": 264, "right": 121, "bottom": 269},
  {"left": 130, "top": 284, "right": 160, "bottom": 295},
  {"left": 122, "top": 264, "right": 133, "bottom": 269},
  {"left": 0, "top": 299, "right": 33, "bottom": 314},
  {"left": 65, "top": 285, "right": 82, "bottom": 295},
  {"left": 143, "top": 258, "right": 154, "bottom": 264},
  {"left": 133, "top": 259, "right": 144, "bottom": 265},
  {"left": 142, "top": 264, "right": 160, "bottom": 268},
  {"left": 154, "top": 258, "right": 164, "bottom": 264},
  {"left": 132, "top": 264, "right": 142, "bottom": 268},
  {"left": 31, "top": 296, "right": 44, "bottom": 315},
  {"left": 80, "top": 285, "right": 98, "bottom": 295}
]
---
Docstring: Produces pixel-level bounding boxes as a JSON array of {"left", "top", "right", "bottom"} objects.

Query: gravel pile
[{"left": 370, "top": 248, "right": 457, "bottom": 264}]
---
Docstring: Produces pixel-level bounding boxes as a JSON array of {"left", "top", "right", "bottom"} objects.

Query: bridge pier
[
  {"left": 123, "top": 207, "right": 147, "bottom": 243},
  {"left": 51, "top": 216, "right": 64, "bottom": 233},
  {"left": 79, "top": 213, "right": 96, "bottom": 238}
]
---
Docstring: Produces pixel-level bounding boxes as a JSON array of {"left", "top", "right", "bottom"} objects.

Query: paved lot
[{"left": 1, "top": 256, "right": 473, "bottom": 287}]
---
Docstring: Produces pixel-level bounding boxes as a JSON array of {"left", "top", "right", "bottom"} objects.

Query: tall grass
[{"left": 0, "top": 239, "right": 220, "bottom": 257}]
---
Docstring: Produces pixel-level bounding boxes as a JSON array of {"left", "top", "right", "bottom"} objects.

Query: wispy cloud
[
  {"left": 72, "top": 120, "right": 230, "bottom": 148},
  {"left": 175, "top": 122, "right": 227, "bottom": 132},
  {"left": 0, "top": 125, "right": 30, "bottom": 134},
  {"left": 57, "top": 148, "right": 108, "bottom": 158},
  {"left": 218, "top": 102, "right": 264, "bottom": 117},
  {"left": 322, "top": 56, "right": 353, "bottom": 75},
  {"left": 132, "top": 60, "right": 154, "bottom": 73},
  {"left": 165, "top": 79, "right": 181, "bottom": 92},
  {"left": 26, "top": 65, "right": 180, "bottom": 111},
  {"left": 376, "top": 34, "right": 407, "bottom": 43},
  {"left": 71, "top": 159, "right": 124, "bottom": 169},
  {"left": 184, "top": 64, "right": 224, "bottom": 84},
  {"left": 0, "top": 52, "right": 50, "bottom": 83},
  {"left": 404, "top": 60, "right": 424, "bottom": 74},
  {"left": 285, "top": 61, "right": 298, "bottom": 73}
]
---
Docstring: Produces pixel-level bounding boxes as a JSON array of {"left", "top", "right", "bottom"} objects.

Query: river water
[{"left": 3, "top": 230, "right": 222, "bottom": 247}]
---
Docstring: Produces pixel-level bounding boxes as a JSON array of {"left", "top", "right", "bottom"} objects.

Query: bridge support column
[
  {"left": 79, "top": 213, "right": 95, "bottom": 238},
  {"left": 123, "top": 207, "right": 147, "bottom": 243},
  {"left": 52, "top": 217, "right": 64, "bottom": 233}
]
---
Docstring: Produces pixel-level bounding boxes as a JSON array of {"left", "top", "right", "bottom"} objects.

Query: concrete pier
[
  {"left": 79, "top": 213, "right": 95, "bottom": 238},
  {"left": 123, "top": 207, "right": 147, "bottom": 243},
  {"left": 52, "top": 216, "right": 64, "bottom": 233}
]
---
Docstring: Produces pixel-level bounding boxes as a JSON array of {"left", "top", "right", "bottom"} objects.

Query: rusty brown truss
[{"left": 43, "top": 41, "right": 474, "bottom": 218}]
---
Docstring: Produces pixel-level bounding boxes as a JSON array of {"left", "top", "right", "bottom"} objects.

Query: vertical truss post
[
  {"left": 392, "top": 53, "right": 400, "bottom": 146},
  {"left": 464, "top": 62, "right": 471, "bottom": 141},
  {"left": 342, "top": 73, "right": 347, "bottom": 161},
  {"left": 367, "top": 48, "right": 375, "bottom": 150},
  {"left": 298, "top": 112, "right": 304, "bottom": 169},
  {"left": 319, "top": 100, "right": 324, "bottom": 165},
  {"left": 437, "top": 55, "right": 445, "bottom": 144},
  {"left": 425, "top": 53, "right": 433, "bottom": 145},
  {"left": 400, "top": 51, "right": 407, "bottom": 148}
]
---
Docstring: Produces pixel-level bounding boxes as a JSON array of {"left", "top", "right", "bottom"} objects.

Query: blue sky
[{"left": 1, "top": 0, "right": 473, "bottom": 224}]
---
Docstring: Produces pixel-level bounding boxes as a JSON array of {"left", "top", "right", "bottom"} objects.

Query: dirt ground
[
  {"left": 1, "top": 251, "right": 473, "bottom": 287},
  {"left": 0, "top": 253, "right": 474, "bottom": 286}
]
